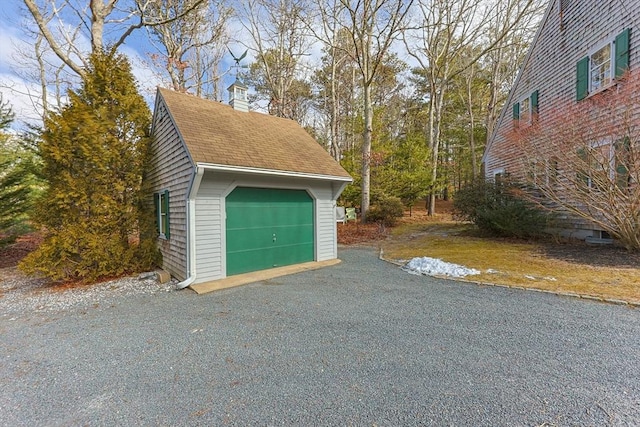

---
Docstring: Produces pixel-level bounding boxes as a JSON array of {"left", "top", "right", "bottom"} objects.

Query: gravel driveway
[{"left": 2, "top": 247, "right": 640, "bottom": 426}]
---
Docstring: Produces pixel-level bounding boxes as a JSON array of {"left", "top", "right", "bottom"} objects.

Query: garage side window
[{"left": 154, "top": 190, "right": 170, "bottom": 239}]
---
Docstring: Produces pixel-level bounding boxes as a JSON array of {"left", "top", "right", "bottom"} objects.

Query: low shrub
[
  {"left": 453, "top": 179, "right": 550, "bottom": 239},
  {"left": 367, "top": 195, "right": 404, "bottom": 227}
]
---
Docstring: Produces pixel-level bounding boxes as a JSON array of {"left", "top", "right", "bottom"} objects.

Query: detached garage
[{"left": 147, "top": 85, "right": 352, "bottom": 287}]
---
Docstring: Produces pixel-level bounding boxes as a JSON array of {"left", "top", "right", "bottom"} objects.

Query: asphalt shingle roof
[{"left": 158, "top": 88, "right": 351, "bottom": 179}]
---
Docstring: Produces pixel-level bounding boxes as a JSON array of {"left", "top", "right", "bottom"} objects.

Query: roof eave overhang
[{"left": 196, "top": 162, "right": 352, "bottom": 182}]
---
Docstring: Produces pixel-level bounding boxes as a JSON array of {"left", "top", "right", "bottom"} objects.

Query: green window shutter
[
  {"left": 614, "top": 137, "right": 630, "bottom": 189},
  {"left": 512, "top": 102, "right": 520, "bottom": 120},
  {"left": 576, "top": 56, "right": 589, "bottom": 101},
  {"left": 163, "top": 189, "right": 170, "bottom": 239},
  {"left": 615, "top": 28, "right": 630, "bottom": 78},
  {"left": 153, "top": 192, "right": 160, "bottom": 235},
  {"left": 530, "top": 90, "right": 539, "bottom": 117}
]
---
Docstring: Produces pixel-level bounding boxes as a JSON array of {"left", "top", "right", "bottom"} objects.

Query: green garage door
[{"left": 226, "top": 187, "right": 314, "bottom": 276}]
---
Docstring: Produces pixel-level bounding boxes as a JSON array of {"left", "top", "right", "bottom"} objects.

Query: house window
[
  {"left": 589, "top": 43, "right": 613, "bottom": 92},
  {"left": 493, "top": 168, "right": 506, "bottom": 183},
  {"left": 154, "top": 190, "right": 170, "bottom": 239},
  {"left": 512, "top": 90, "right": 539, "bottom": 126},
  {"left": 520, "top": 97, "right": 531, "bottom": 124},
  {"left": 576, "top": 139, "right": 629, "bottom": 190},
  {"left": 235, "top": 86, "right": 247, "bottom": 101},
  {"left": 576, "top": 29, "right": 630, "bottom": 100},
  {"left": 548, "top": 157, "right": 559, "bottom": 187}
]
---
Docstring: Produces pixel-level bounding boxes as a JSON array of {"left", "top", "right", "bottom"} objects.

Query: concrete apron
[{"left": 189, "top": 259, "right": 342, "bottom": 295}]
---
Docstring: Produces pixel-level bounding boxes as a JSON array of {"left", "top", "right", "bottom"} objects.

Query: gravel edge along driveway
[{"left": 2, "top": 247, "right": 639, "bottom": 426}]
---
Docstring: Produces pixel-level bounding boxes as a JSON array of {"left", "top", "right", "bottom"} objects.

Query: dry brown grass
[{"left": 381, "top": 203, "right": 640, "bottom": 304}]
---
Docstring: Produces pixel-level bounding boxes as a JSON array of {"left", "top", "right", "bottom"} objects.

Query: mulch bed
[
  {"left": 0, "top": 233, "right": 42, "bottom": 269},
  {"left": 537, "top": 240, "right": 640, "bottom": 269},
  {"left": 337, "top": 222, "right": 388, "bottom": 245}
]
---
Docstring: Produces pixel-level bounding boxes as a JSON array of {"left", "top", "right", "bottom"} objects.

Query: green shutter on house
[
  {"left": 163, "top": 189, "right": 170, "bottom": 239},
  {"left": 614, "top": 137, "right": 630, "bottom": 189},
  {"left": 576, "top": 56, "right": 589, "bottom": 101},
  {"left": 615, "top": 28, "right": 631, "bottom": 78},
  {"left": 512, "top": 102, "right": 520, "bottom": 120},
  {"left": 530, "top": 90, "right": 539, "bottom": 117}
]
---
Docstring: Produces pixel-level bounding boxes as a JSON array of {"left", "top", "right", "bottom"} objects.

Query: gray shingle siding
[{"left": 148, "top": 99, "right": 195, "bottom": 281}]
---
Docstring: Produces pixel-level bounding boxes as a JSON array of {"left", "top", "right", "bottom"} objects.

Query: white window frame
[
  {"left": 514, "top": 91, "right": 537, "bottom": 126},
  {"left": 581, "top": 140, "right": 615, "bottom": 189},
  {"left": 235, "top": 86, "right": 247, "bottom": 101},
  {"left": 588, "top": 40, "right": 615, "bottom": 94},
  {"left": 558, "top": 0, "right": 569, "bottom": 30},
  {"left": 518, "top": 96, "right": 531, "bottom": 125}
]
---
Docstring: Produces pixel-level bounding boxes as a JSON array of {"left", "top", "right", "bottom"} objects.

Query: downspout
[{"left": 177, "top": 166, "right": 205, "bottom": 289}]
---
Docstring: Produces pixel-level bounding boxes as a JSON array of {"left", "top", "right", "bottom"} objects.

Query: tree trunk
[
  {"left": 361, "top": 81, "right": 372, "bottom": 222},
  {"left": 466, "top": 69, "right": 477, "bottom": 179},
  {"left": 330, "top": 48, "right": 341, "bottom": 160}
]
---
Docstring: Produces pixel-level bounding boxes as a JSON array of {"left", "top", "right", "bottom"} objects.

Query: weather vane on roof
[
  {"left": 228, "top": 48, "right": 249, "bottom": 80},
  {"left": 228, "top": 48, "right": 248, "bottom": 67}
]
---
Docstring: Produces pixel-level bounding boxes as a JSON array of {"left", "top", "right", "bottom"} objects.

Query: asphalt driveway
[{"left": 2, "top": 247, "right": 640, "bottom": 426}]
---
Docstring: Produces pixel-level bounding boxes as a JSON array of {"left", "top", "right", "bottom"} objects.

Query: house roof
[{"left": 156, "top": 88, "right": 351, "bottom": 180}]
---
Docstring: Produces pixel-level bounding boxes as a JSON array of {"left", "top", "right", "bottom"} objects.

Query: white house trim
[{"left": 196, "top": 162, "right": 352, "bottom": 182}]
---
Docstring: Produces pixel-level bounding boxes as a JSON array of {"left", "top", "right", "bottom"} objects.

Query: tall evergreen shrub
[{"left": 20, "top": 51, "right": 159, "bottom": 282}]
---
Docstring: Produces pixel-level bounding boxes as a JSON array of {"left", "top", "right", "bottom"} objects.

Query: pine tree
[
  {"left": 0, "top": 96, "right": 39, "bottom": 245},
  {"left": 0, "top": 98, "right": 29, "bottom": 245},
  {"left": 20, "top": 51, "right": 159, "bottom": 282}
]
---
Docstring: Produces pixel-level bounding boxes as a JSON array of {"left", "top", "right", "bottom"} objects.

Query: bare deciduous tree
[
  {"left": 146, "top": 0, "right": 232, "bottom": 99},
  {"left": 339, "top": 0, "right": 413, "bottom": 222},
  {"left": 23, "top": 0, "right": 206, "bottom": 78},
  {"left": 307, "top": 0, "right": 356, "bottom": 161},
  {"left": 240, "top": 0, "right": 313, "bottom": 120},
  {"left": 405, "top": 0, "right": 541, "bottom": 215}
]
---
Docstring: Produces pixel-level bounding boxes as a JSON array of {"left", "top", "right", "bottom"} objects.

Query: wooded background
[{"left": 3, "top": 0, "right": 547, "bottom": 220}]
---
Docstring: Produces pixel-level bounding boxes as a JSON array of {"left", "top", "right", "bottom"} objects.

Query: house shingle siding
[{"left": 148, "top": 101, "right": 194, "bottom": 281}]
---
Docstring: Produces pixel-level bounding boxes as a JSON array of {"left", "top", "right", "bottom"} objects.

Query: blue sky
[{"left": 0, "top": 0, "right": 416, "bottom": 131}]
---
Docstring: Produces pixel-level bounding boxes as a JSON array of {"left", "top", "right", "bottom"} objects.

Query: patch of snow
[
  {"left": 403, "top": 257, "right": 480, "bottom": 278},
  {"left": 525, "top": 274, "right": 557, "bottom": 282},
  {"left": 486, "top": 269, "right": 500, "bottom": 274}
]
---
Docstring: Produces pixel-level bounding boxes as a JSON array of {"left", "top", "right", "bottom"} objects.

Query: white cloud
[{"left": 0, "top": 72, "right": 46, "bottom": 128}]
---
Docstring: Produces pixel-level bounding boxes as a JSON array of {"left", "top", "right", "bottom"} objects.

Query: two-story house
[{"left": 482, "top": 0, "right": 638, "bottom": 243}]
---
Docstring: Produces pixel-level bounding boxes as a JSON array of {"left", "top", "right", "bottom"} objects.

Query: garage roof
[{"left": 157, "top": 88, "right": 351, "bottom": 180}]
